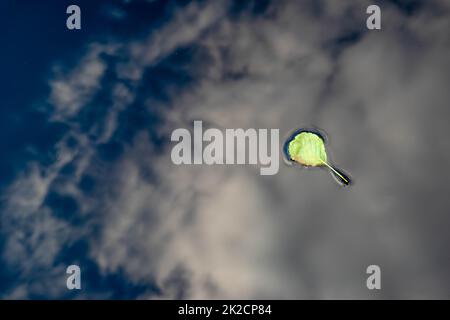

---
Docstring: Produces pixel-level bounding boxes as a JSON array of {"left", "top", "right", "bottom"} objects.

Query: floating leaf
[
  {"left": 287, "top": 131, "right": 351, "bottom": 186},
  {"left": 288, "top": 131, "right": 327, "bottom": 166}
]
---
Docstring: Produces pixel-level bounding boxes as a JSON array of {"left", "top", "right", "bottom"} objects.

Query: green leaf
[
  {"left": 288, "top": 132, "right": 327, "bottom": 167},
  {"left": 287, "top": 131, "right": 351, "bottom": 185}
]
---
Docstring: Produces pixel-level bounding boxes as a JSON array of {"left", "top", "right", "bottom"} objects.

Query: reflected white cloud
[{"left": 2, "top": 0, "right": 450, "bottom": 299}]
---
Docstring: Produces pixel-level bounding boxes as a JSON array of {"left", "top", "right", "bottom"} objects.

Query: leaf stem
[{"left": 320, "top": 159, "right": 349, "bottom": 184}]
